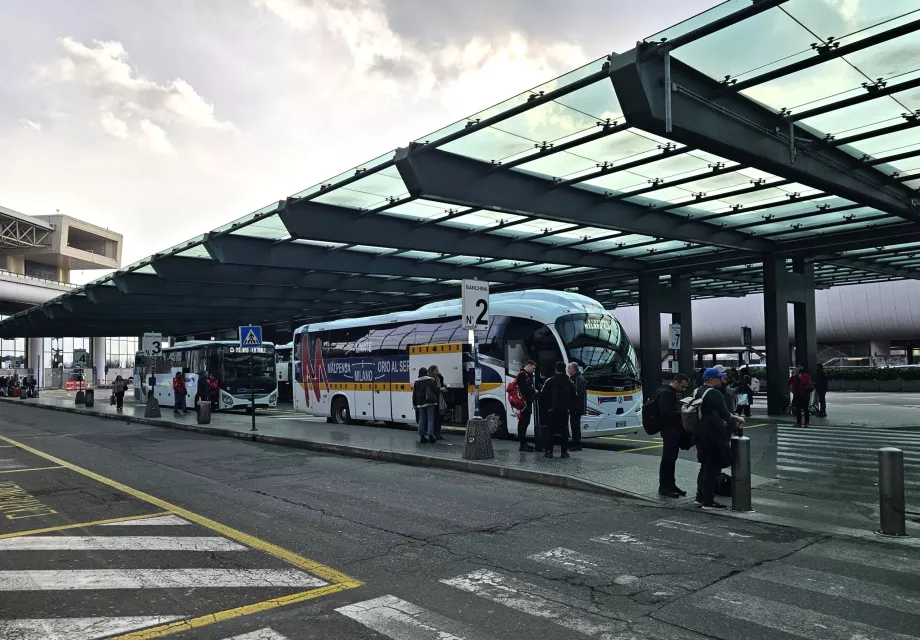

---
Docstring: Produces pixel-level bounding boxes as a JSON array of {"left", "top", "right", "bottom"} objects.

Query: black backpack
[{"left": 642, "top": 388, "right": 667, "bottom": 435}]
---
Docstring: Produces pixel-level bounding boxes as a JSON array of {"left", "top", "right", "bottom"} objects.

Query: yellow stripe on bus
[{"left": 409, "top": 343, "right": 465, "bottom": 354}]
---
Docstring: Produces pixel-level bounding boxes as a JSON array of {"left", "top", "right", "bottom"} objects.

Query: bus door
[
  {"left": 505, "top": 339, "right": 532, "bottom": 435},
  {"left": 352, "top": 359, "right": 375, "bottom": 420},
  {"left": 373, "top": 357, "right": 392, "bottom": 421}
]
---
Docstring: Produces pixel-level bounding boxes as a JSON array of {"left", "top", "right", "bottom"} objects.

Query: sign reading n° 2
[{"left": 461, "top": 280, "right": 490, "bottom": 330}]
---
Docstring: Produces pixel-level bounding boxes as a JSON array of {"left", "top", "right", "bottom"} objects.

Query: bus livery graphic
[{"left": 301, "top": 335, "right": 330, "bottom": 405}]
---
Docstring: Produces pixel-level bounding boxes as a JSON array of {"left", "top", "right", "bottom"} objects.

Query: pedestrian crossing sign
[{"left": 239, "top": 325, "right": 263, "bottom": 348}]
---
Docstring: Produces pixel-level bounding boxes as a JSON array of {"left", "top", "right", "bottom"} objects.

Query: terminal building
[{"left": 0, "top": 204, "right": 129, "bottom": 388}]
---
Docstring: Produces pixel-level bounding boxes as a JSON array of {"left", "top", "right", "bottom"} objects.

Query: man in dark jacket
[
  {"left": 694, "top": 368, "right": 744, "bottom": 510},
  {"left": 567, "top": 362, "right": 587, "bottom": 452},
  {"left": 657, "top": 373, "right": 690, "bottom": 498},
  {"left": 539, "top": 362, "right": 576, "bottom": 459},
  {"left": 195, "top": 371, "right": 210, "bottom": 415},
  {"left": 516, "top": 361, "right": 537, "bottom": 452},
  {"left": 814, "top": 363, "right": 828, "bottom": 418}
]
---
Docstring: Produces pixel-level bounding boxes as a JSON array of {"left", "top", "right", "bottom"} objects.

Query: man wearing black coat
[
  {"left": 516, "top": 361, "right": 537, "bottom": 452},
  {"left": 657, "top": 373, "right": 690, "bottom": 498},
  {"left": 567, "top": 362, "right": 587, "bottom": 452},
  {"left": 539, "top": 362, "right": 576, "bottom": 459},
  {"left": 694, "top": 368, "right": 744, "bottom": 510},
  {"left": 814, "top": 364, "right": 828, "bottom": 418}
]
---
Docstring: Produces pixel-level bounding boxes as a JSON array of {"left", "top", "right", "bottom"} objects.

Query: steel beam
[
  {"left": 281, "top": 199, "right": 643, "bottom": 272},
  {"left": 396, "top": 146, "right": 775, "bottom": 253},
  {"left": 609, "top": 49, "right": 920, "bottom": 223},
  {"left": 822, "top": 257, "right": 920, "bottom": 280}
]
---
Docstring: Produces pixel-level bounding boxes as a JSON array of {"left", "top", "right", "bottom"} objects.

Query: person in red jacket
[
  {"left": 172, "top": 371, "right": 189, "bottom": 416},
  {"left": 788, "top": 365, "right": 813, "bottom": 428}
]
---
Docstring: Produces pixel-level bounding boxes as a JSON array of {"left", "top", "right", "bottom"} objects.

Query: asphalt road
[{"left": 1, "top": 403, "right": 918, "bottom": 640}]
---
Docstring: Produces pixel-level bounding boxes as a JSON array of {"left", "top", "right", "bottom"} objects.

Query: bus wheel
[
  {"left": 481, "top": 402, "right": 508, "bottom": 439},
  {"left": 331, "top": 397, "right": 352, "bottom": 425}
]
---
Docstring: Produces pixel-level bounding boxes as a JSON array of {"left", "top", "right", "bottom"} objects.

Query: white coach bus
[
  {"left": 134, "top": 340, "right": 278, "bottom": 410},
  {"left": 292, "top": 290, "right": 641, "bottom": 439},
  {"left": 276, "top": 342, "right": 294, "bottom": 401}
]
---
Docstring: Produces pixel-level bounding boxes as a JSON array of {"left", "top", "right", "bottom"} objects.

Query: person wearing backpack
[
  {"left": 539, "top": 362, "right": 576, "bottom": 459},
  {"left": 515, "top": 361, "right": 537, "bottom": 452},
  {"left": 692, "top": 368, "right": 744, "bottom": 510},
  {"left": 412, "top": 367, "right": 440, "bottom": 443},
  {"left": 657, "top": 373, "right": 690, "bottom": 498}
]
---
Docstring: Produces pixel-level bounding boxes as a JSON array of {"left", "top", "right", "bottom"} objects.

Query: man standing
[
  {"left": 694, "top": 368, "right": 744, "bottom": 510},
  {"left": 658, "top": 373, "right": 690, "bottom": 498},
  {"left": 540, "top": 362, "right": 576, "bottom": 459},
  {"left": 814, "top": 363, "right": 828, "bottom": 418},
  {"left": 516, "top": 361, "right": 537, "bottom": 452},
  {"left": 567, "top": 362, "right": 587, "bottom": 452},
  {"left": 172, "top": 371, "right": 189, "bottom": 416},
  {"left": 788, "top": 365, "right": 813, "bottom": 427}
]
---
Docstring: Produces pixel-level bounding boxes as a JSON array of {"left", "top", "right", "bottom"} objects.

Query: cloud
[
  {"left": 35, "top": 37, "right": 233, "bottom": 153},
  {"left": 18, "top": 118, "right": 42, "bottom": 131}
]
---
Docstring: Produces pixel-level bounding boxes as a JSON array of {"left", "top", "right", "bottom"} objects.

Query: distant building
[{"left": 0, "top": 205, "right": 131, "bottom": 387}]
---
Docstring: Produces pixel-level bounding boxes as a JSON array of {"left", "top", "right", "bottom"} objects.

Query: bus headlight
[
  {"left": 269, "top": 391, "right": 277, "bottom": 405},
  {"left": 220, "top": 391, "right": 234, "bottom": 408},
  {"left": 585, "top": 407, "right": 602, "bottom": 416}
]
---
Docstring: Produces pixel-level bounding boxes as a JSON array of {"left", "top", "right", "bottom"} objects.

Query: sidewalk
[{"left": 1, "top": 392, "right": 777, "bottom": 504}]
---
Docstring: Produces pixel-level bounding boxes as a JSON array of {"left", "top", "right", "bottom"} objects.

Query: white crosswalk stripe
[
  {"left": 222, "top": 628, "right": 290, "bottom": 640},
  {"left": 0, "top": 536, "right": 248, "bottom": 551},
  {"left": 441, "top": 570, "right": 631, "bottom": 638},
  {"left": 102, "top": 515, "right": 190, "bottom": 526},
  {"left": 694, "top": 591, "right": 920, "bottom": 640},
  {"left": 589, "top": 531, "right": 718, "bottom": 562},
  {"left": 800, "top": 541, "right": 920, "bottom": 574},
  {"left": 0, "top": 616, "right": 186, "bottom": 640},
  {"left": 336, "top": 595, "right": 495, "bottom": 640},
  {"left": 0, "top": 568, "right": 327, "bottom": 591}
]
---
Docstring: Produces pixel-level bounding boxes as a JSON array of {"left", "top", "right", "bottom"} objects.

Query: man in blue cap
[{"left": 693, "top": 367, "right": 744, "bottom": 510}]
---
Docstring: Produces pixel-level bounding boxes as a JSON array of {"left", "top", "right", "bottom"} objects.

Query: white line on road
[
  {"left": 653, "top": 519, "right": 752, "bottom": 540},
  {"left": 801, "top": 542, "right": 920, "bottom": 574},
  {"left": 222, "top": 628, "right": 290, "bottom": 640},
  {"left": 0, "top": 569, "right": 327, "bottom": 591},
  {"left": 0, "top": 536, "right": 247, "bottom": 552},
  {"left": 694, "top": 591, "right": 919, "bottom": 640},
  {"left": 589, "top": 532, "right": 715, "bottom": 562},
  {"left": 528, "top": 547, "right": 604, "bottom": 577},
  {"left": 0, "top": 458, "right": 25, "bottom": 470},
  {"left": 441, "top": 570, "right": 630, "bottom": 638},
  {"left": 336, "top": 595, "right": 495, "bottom": 640},
  {"left": 749, "top": 564, "right": 920, "bottom": 615},
  {"left": 0, "top": 616, "right": 185, "bottom": 640},
  {"left": 102, "top": 515, "right": 190, "bottom": 526}
]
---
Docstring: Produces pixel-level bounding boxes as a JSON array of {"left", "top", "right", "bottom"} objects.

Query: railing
[{"left": 0, "top": 269, "right": 75, "bottom": 288}]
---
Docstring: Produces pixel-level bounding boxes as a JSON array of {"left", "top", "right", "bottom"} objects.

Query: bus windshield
[
  {"left": 555, "top": 313, "right": 639, "bottom": 382},
  {"left": 221, "top": 349, "right": 276, "bottom": 395}
]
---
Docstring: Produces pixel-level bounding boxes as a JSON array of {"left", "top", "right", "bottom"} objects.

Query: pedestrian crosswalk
[
  {"left": 334, "top": 522, "right": 920, "bottom": 640},
  {"left": 0, "top": 513, "right": 334, "bottom": 640}
]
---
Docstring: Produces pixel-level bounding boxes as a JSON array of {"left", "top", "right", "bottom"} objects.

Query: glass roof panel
[
  {"left": 378, "top": 199, "right": 457, "bottom": 220},
  {"left": 415, "top": 57, "right": 607, "bottom": 145},
  {"left": 440, "top": 127, "right": 537, "bottom": 163},
  {"left": 289, "top": 151, "right": 395, "bottom": 200},
  {"left": 347, "top": 245, "right": 398, "bottom": 255},
  {"left": 212, "top": 202, "right": 281, "bottom": 235},
  {"left": 487, "top": 99, "right": 603, "bottom": 148},
  {"left": 647, "top": 0, "right": 753, "bottom": 43},
  {"left": 309, "top": 166, "right": 407, "bottom": 210},
  {"left": 486, "top": 219, "right": 575, "bottom": 238},
  {"left": 439, "top": 211, "right": 527, "bottom": 230},
  {"left": 230, "top": 213, "right": 289, "bottom": 239},
  {"left": 839, "top": 128, "right": 920, "bottom": 159},
  {"left": 394, "top": 250, "right": 442, "bottom": 260},
  {"left": 439, "top": 255, "right": 489, "bottom": 266},
  {"left": 133, "top": 265, "right": 157, "bottom": 275},
  {"left": 174, "top": 245, "right": 211, "bottom": 259},
  {"left": 786, "top": 1, "right": 920, "bottom": 49},
  {"left": 291, "top": 239, "right": 346, "bottom": 249}
]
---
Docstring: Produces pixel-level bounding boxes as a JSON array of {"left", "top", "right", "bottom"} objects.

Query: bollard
[
  {"left": 84, "top": 389, "right": 94, "bottom": 408},
  {"left": 731, "top": 436, "right": 753, "bottom": 512},
  {"left": 878, "top": 447, "right": 908, "bottom": 537},
  {"left": 144, "top": 394, "right": 161, "bottom": 418},
  {"left": 463, "top": 416, "right": 495, "bottom": 460},
  {"left": 74, "top": 390, "right": 86, "bottom": 405}
]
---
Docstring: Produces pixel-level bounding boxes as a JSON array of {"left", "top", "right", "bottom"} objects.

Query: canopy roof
[{"left": 4, "top": 0, "right": 920, "bottom": 338}]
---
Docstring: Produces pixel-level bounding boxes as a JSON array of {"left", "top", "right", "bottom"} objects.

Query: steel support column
[
  {"left": 763, "top": 255, "right": 791, "bottom": 415},
  {"left": 790, "top": 258, "right": 818, "bottom": 374},
  {"left": 638, "top": 273, "right": 693, "bottom": 393}
]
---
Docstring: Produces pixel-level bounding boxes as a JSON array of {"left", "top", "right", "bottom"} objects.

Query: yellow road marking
[
  {"left": 600, "top": 437, "right": 661, "bottom": 444},
  {"left": 111, "top": 582, "right": 359, "bottom": 640},
  {"left": 743, "top": 423, "right": 769, "bottom": 430},
  {"left": 624, "top": 443, "right": 665, "bottom": 453},
  {"left": 0, "top": 512, "right": 171, "bottom": 539},
  {"left": 0, "top": 465, "right": 64, "bottom": 474},
  {"left": 0, "top": 433, "right": 362, "bottom": 638}
]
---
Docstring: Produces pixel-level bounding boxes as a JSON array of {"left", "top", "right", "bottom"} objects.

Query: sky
[{"left": 0, "top": 0, "right": 724, "bottom": 284}]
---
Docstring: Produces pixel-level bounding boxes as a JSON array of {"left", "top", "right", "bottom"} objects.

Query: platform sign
[
  {"left": 239, "top": 325, "right": 263, "bottom": 348},
  {"left": 461, "top": 280, "right": 490, "bottom": 330},
  {"left": 72, "top": 348, "right": 88, "bottom": 369},
  {"left": 142, "top": 332, "right": 163, "bottom": 357},
  {"left": 668, "top": 323, "right": 681, "bottom": 350},
  {"left": 741, "top": 326, "right": 752, "bottom": 348}
]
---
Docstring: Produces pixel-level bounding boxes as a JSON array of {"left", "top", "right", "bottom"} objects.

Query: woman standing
[{"left": 112, "top": 375, "right": 128, "bottom": 412}]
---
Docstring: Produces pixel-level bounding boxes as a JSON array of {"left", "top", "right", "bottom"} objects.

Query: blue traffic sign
[{"left": 239, "top": 325, "right": 263, "bottom": 348}]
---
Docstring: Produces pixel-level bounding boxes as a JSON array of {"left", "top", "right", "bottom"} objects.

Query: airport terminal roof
[{"left": 3, "top": 0, "right": 920, "bottom": 338}]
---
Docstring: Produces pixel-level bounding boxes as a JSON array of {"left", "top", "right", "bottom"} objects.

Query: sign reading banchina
[
  {"left": 142, "top": 332, "right": 163, "bottom": 357},
  {"left": 461, "top": 280, "right": 490, "bottom": 330}
]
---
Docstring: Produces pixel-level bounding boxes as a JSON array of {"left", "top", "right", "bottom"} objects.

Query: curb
[{"left": 0, "top": 399, "right": 654, "bottom": 503}]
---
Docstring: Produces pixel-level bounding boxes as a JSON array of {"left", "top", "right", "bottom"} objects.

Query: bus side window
[{"left": 505, "top": 340, "right": 529, "bottom": 376}]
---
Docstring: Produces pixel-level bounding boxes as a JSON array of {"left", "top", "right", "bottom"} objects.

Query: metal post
[
  {"left": 878, "top": 447, "right": 907, "bottom": 536},
  {"left": 249, "top": 352, "right": 257, "bottom": 431},
  {"left": 664, "top": 51, "right": 673, "bottom": 133},
  {"left": 731, "top": 436, "right": 753, "bottom": 512}
]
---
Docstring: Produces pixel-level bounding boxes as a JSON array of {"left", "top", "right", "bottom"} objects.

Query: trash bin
[
  {"left": 197, "top": 401, "right": 211, "bottom": 425},
  {"left": 84, "top": 389, "right": 94, "bottom": 407},
  {"left": 463, "top": 416, "right": 494, "bottom": 460}
]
